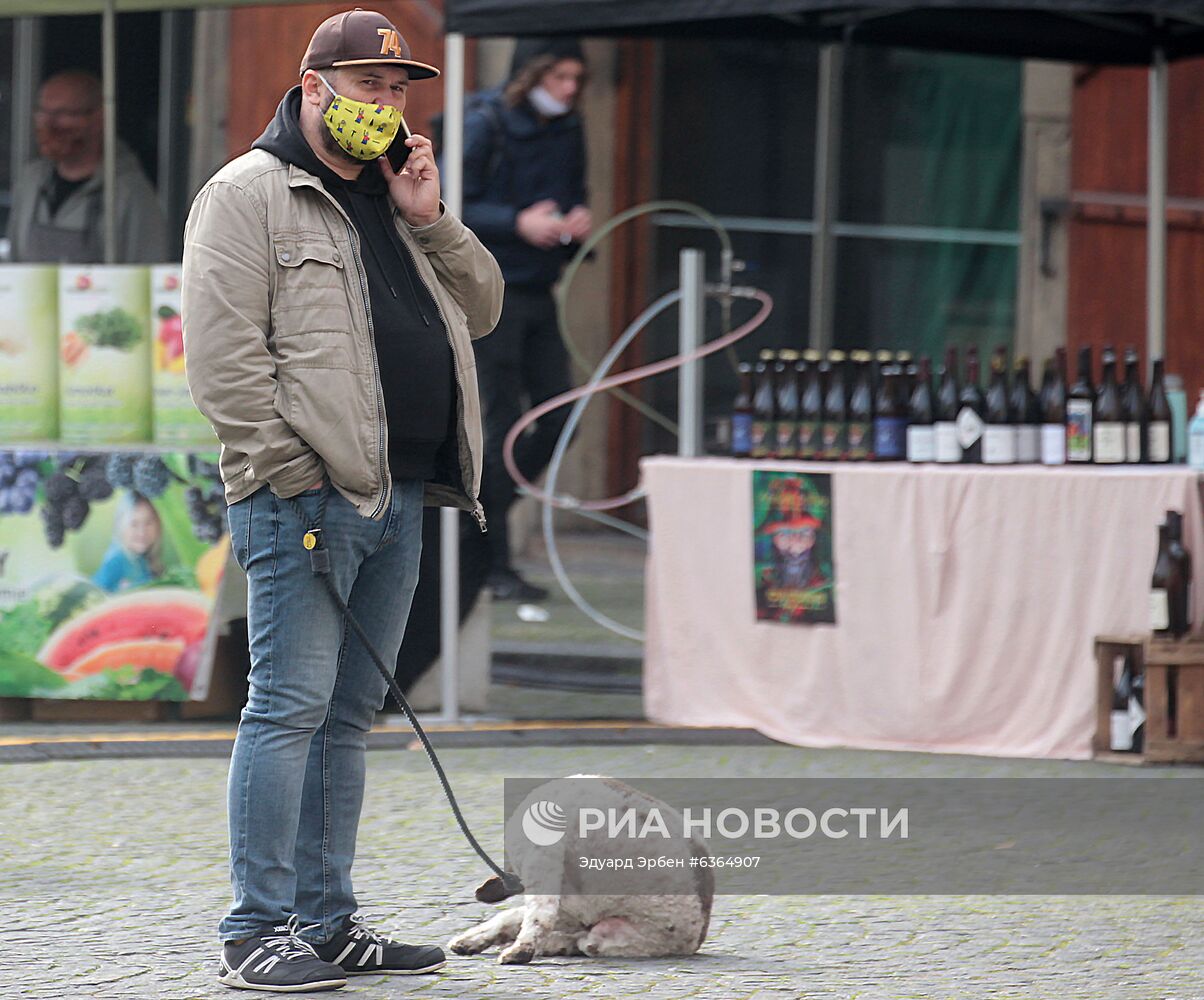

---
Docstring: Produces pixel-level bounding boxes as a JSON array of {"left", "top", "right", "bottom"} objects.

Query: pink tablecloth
[{"left": 641, "top": 457, "right": 1204, "bottom": 760}]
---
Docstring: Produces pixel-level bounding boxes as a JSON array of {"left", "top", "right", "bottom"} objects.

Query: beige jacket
[{"left": 181, "top": 149, "right": 503, "bottom": 522}]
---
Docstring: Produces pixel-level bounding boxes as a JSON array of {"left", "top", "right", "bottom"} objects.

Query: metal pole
[
  {"left": 102, "top": 0, "right": 117, "bottom": 264},
  {"left": 809, "top": 43, "right": 844, "bottom": 351},
  {"left": 157, "top": 10, "right": 178, "bottom": 220},
  {"left": 678, "top": 248, "right": 705, "bottom": 457},
  {"left": 437, "top": 32, "right": 467, "bottom": 722},
  {"left": 1148, "top": 47, "right": 1168, "bottom": 362}
]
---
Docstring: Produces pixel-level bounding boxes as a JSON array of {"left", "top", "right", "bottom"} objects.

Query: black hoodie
[{"left": 253, "top": 87, "right": 453, "bottom": 482}]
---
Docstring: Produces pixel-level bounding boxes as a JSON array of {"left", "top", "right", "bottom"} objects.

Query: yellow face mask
[{"left": 316, "top": 72, "right": 403, "bottom": 161}]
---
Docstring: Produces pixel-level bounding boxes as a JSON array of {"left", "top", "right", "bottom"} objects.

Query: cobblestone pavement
[{"left": 2, "top": 742, "right": 1202, "bottom": 999}]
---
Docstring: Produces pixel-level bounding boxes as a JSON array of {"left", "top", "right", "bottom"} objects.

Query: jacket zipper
[{"left": 393, "top": 215, "right": 486, "bottom": 532}]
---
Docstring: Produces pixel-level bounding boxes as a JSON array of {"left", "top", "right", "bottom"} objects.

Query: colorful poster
[
  {"left": 0, "top": 451, "right": 228, "bottom": 701},
  {"left": 151, "top": 265, "right": 216, "bottom": 447},
  {"left": 58, "top": 266, "right": 152, "bottom": 444},
  {"left": 0, "top": 265, "right": 59, "bottom": 442},
  {"left": 752, "top": 470, "right": 836, "bottom": 624}
]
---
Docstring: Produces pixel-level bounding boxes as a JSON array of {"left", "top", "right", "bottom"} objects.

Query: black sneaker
[
  {"left": 487, "top": 567, "right": 549, "bottom": 602},
  {"left": 313, "top": 915, "right": 446, "bottom": 976},
  {"left": 218, "top": 916, "right": 347, "bottom": 993}
]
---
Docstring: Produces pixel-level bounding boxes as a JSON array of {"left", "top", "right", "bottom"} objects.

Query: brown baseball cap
[{"left": 300, "top": 8, "right": 440, "bottom": 80}]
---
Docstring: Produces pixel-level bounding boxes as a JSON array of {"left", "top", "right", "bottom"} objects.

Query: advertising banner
[
  {"left": 151, "top": 264, "right": 216, "bottom": 447},
  {"left": 0, "top": 265, "right": 59, "bottom": 442}
]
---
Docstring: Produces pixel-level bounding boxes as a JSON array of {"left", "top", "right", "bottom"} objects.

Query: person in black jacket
[{"left": 458, "top": 37, "right": 590, "bottom": 601}]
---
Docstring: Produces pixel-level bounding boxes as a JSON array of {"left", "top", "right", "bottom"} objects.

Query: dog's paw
[
  {"left": 447, "top": 933, "right": 485, "bottom": 955},
  {"left": 498, "top": 942, "right": 535, "bottom": 965}
]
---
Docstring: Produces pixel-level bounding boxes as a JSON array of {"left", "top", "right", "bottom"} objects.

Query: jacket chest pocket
[{"left": 271, "top": 237, "right": 354, "bottom": 338}]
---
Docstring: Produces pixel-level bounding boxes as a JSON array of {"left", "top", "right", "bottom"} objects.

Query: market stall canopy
[
  {"left": 444, "top": 0, "right": 1204, "bottom": 64},
  {"left": 0, "top": 0, "right": 303, "bottom": 15}
]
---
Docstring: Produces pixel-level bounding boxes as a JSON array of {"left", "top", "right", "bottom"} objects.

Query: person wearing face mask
[
  {"left": 451, "top": 36, "right": 590, "bottom": 602},
  {"left": 7, "top": 69, "right": 166, "bottom": 263},
  {"left": 181, "top": 8, "right": 502, "bottom": 992}
]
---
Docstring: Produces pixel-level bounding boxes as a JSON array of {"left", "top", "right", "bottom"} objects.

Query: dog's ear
[{"left": 475, "top": 874, "right": 520, "bottom": 903}]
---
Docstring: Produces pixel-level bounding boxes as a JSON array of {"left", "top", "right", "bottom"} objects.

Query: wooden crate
[
  {"left": 1143, "top": 637, "right": 1204, "bottom": 764},
  {"left": 1093, "top": 634, "right": 1147, "bottom": 759}
]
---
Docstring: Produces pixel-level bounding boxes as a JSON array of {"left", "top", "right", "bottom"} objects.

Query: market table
[{"left": 641, "top": 456, "right": 1204, "bottom": 759}]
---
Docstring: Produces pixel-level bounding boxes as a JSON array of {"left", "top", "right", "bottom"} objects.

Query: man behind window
[{"left": 7, "top": 69, "right": 166, "bottom": 263}]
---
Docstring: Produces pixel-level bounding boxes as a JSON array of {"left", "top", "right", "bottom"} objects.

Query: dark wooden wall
[
  {"left": 226, "top": 1, "right": 459, "bottom": 160},
  {"left": 1069, "top": 59, "right": 1204, "bottom": 395}
]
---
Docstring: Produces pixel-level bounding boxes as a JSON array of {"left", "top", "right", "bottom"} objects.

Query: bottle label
[
  {"left": 934, "top": 422, "right": 961, "bottom": 463},
  {"left": 1094, "top": 422, "right": 1125, "bottom": 464},
  {"left": 1148, "top": 422, "right": 1171, "bottom": 463},
  {"left": 1110, "top": 709, "right": 1134, "bottom": 752},
  {"left": 798, "top": 421, "right": 821, "bottom": 460},
  {"left": 1125, "top": 423, "right": 1141, "bottom": 464},
  {"left": 821, "top": 422, "right": 846, "bottom": 460},
  {"left": 982, "top": 425, "right": 1017, "bottom": 464},
  {"left": 1191, "top": 429, "right": 1204, "bottom": 471},
  {"left": 1041, "top": 424, "right": 1066, "bottom": 465},
  {"left": 1151, "top": 588, "right": 1170, "bottom": 631},
  {"left": 775, "top": 421, "right": 798, "bottom": 460},
  {"left": 731, "top": 413, "right": 753, "bottom": 456},
  {"left": 847, "top": 421, "right": 872, "bottom": 460},
  {"left": 873, "top": 417, "right": 907, "bottom": 460},
  {"left": 955, "top": 407, "right": 984, "bottom": 450},
  {"left": 1016, "top": 426, "right": 1040, "bottom": 464},
  {"left": 907, "top": 425, "right": 935, "bottom": 463},
  {"left": 1067, "top": 400, "right": 1093, "bottom": 461},
  {"left": 751, "top": 420, "right": 772, "bottom": 458}
]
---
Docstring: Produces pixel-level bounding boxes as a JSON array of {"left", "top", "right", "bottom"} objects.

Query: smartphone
[{"left": 386, "top": 116, "right": 412, "bottom": 171}]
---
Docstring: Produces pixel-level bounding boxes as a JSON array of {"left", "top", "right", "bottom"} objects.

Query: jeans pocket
[{"left": 226, "top": 491, "right": 255, "bottom": 571}]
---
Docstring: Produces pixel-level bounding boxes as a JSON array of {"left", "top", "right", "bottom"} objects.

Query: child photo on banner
[{"left": 752, "top": 471, "right": 836, "bottom": 624}]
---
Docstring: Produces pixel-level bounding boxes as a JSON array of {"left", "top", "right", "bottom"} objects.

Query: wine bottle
[
  {"left": 935, "top": 347, "right": 961, "bottom": 464},
  {"left": 983, "top": 347, "right": 1016, "bottom": 465},
  {"left": 1150, "top": 521, "right": 1187, "bottom": 637},
  {"left": 1067, "top": 345, "right": 1094, "bottom": 463},
  {"left": 1011, "top": 356, "right": 1041, "bottom": 464},
  {"left": 798, "top": 349, "right": 823, "bottom": 460},
  {"left": 1147, "top": 358, "right": 1172, "bottom": 464},
  {"left": 907, "top": 357, "right": 935, "bottom": 463},
  {"left": 1121, "top": 347, "right": 1146, "bottom": 464},
  {"left": 774, "top": 349, "right": 800, "bottom": 460},
  {"left": 822, "top": 349, "right": 848, "bottom": 460},
  {"left": 1167, "top": 509, "right": 1193, "bottom": 635},
  {"left": 847, "top": 350, "right": 875, "bottom": 461},
  {"left": 873, "top": 365, "right": 908, "bottom": 461},
  {"left": 731, "top": 362, "right": 754, "bottom": 458},
  {"left": 1093, "top": 347, "right": 1125, "bottom": 465},
  {"left": 1110, "top": 652, "right": 1136, "bottom": 752},
  {"left": 957, "top": 347, "right": 986, "bottom": 464},
  {"left": 751, "top": 348, "right": 777, "bottom": 459},
  {"left": 1041, "top": 349, "right": 1068, "bottom": 466}
]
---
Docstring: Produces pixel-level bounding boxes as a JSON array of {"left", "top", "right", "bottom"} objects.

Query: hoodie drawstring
[{"left": 375, "top": 198, "right": 430, "bottom": 327}]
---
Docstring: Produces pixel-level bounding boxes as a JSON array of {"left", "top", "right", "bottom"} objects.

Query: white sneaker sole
[
  {"left": 344, "top": 959, "right": 446, "bottom": 976},
  {"left": 218, "top": 964, "right": 347, "bottom": 993}
]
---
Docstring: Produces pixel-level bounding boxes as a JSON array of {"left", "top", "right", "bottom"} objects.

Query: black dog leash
[{"left": 283, "top": 484, "right": 523, "bottom": 897}]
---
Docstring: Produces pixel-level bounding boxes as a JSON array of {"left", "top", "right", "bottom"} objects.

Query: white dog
[{"left": 448, "top": 776, "right": 714, "bottom": 964}]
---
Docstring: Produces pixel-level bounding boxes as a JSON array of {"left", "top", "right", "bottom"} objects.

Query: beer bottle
[
  {"left": 873, "top": 365, "right": 908, "bottom": 461},
  {"left": 1147, "top": 358, "right": 1172, "bottom": 464},
  {"left": 1067, "top": 345, "right": 1095, "bottom": 463},
  {"left": 847, "top": 350, "right": 875, "bottom": 461},
  {"left": 1041, "top": 348, "right": 1068, "bottom": 465},
  {"left": 935, "top": 347, "right": 961, "bottom": 463},
  {"left": 1166, "top": 509, "right": 1193, "bottom": 635},
  {"left": 896, "top": 350, "right": 915, "bottom": 399},
  {"left": 751, "top": 348, "right": 776, "bottom": 459},
  {"left": 983, "top": 347, "right": 1016, "bottom": 465},
  {"left": 822, "top": 349, "right": 848, "bottom": 460},
  {"left": 773, "top": 350, "right": 801, "bottom": 459},
  {"left": 907, "top": 357, "right": 935, "bottom": 463},
  {"left": 731, "top": 362, "right": 754, "bottom": 458},
  {"left": 957, "top": 347, "right": 986, "bottom": 464},
  {"left": 798, "top": 349, "right": 823, "bottom": 460},
  {"left": 1122, "top": 347, "right": 1146, "bottom": 463},
  {"left": 1093, "top": 347, "right": 1125, "bottom": 464}
]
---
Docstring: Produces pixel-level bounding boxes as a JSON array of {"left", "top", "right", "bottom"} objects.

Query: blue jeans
[{"left": 219, "top": 480, "right": 423, "bottom": 943}]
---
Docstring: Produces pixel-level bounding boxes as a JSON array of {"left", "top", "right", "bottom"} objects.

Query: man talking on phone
[{"left": 182, "top": 9, "right": 502, "bottom": 992}]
